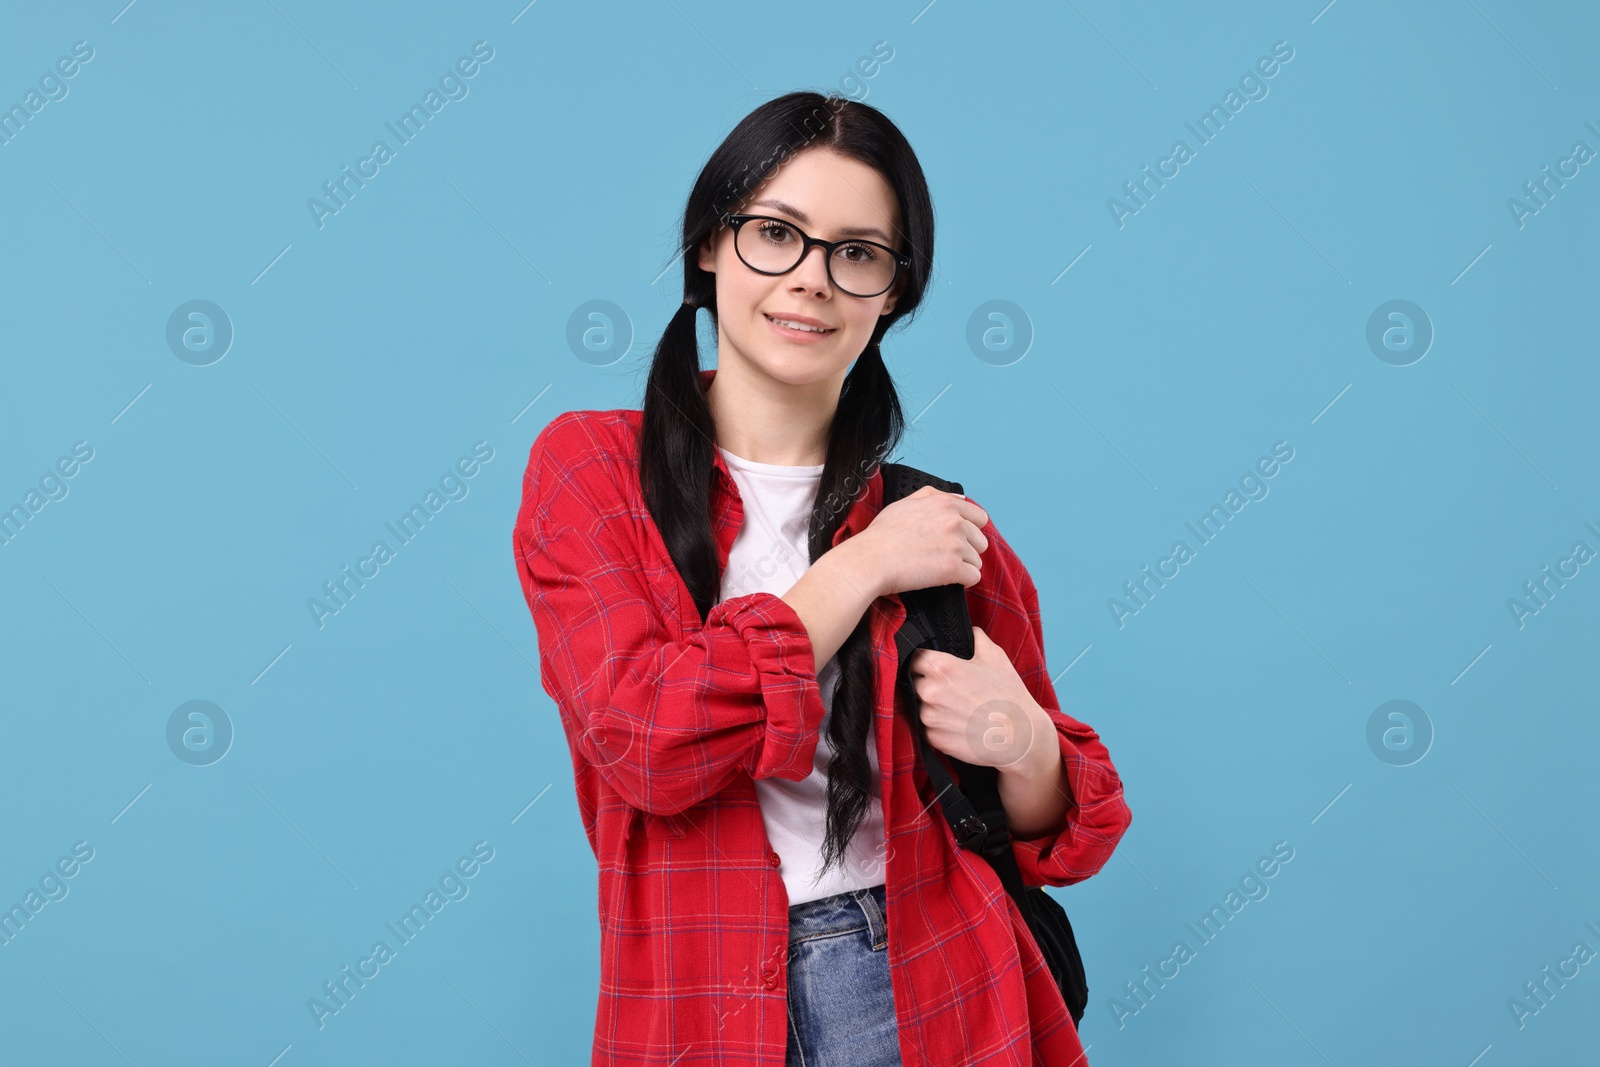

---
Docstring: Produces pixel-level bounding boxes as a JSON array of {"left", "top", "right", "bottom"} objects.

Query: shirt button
[
  {"left": 762, "top": 971, "right": 778, "bottom": 989},
  {"left": 767, "top": 851, "right": 781, "bottom": 868}
]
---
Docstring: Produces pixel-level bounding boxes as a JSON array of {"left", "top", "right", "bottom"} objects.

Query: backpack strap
[{"left": 879, "top": 462, "right": 1034, "bottom": 903}]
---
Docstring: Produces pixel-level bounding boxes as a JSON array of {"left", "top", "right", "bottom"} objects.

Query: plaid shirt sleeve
[
  {"left": 964, "top": 511, "right": 1133, "bottom": 889},
  {"left": 514, "top": 412, "right": 830, "bottom": 817}
]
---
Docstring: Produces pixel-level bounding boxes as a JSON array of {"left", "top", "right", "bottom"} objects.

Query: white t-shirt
[{"left": 715, "top": 445, "right": 886, "bottom": 906}]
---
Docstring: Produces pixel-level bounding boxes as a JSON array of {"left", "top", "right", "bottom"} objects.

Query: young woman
[{"left": 514, "top": 91, "right": 1131, "bottom": 1067}]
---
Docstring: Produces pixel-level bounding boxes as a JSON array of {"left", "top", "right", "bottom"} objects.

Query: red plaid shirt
[{"left": 513, "top": 370, "right": 1132, "bottom": 1066}]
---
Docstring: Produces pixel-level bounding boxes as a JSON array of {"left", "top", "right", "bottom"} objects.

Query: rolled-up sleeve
[
  {"left": 964, "top": 511, "right": 1133, "bottom": 888},
  {"left": 513, "top": 413, "right": 828, "bottom": 816}
]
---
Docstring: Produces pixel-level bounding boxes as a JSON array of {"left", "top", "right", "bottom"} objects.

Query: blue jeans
[{"left": 785, "top": 882, "right": 903, "bottom": 1067}]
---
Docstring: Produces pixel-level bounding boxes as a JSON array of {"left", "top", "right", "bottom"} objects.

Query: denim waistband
[{"left": 788, "top": 883, "right": 888, "bottom": 949}]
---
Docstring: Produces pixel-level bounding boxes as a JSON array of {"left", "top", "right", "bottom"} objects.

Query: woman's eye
[
  {"left": 758, "top": 222, "right": 795, "bottom": 243},
  {"left": 838, "top": 243, "right": 878, "bottom": 263}
]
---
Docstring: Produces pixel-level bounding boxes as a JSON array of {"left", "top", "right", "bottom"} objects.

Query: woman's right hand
[{"left": 844, "top": 485, "right": 990, "bottom": 599}]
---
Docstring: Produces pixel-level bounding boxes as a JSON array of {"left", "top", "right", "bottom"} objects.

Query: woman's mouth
[{"left": 764, "top": 313, "right": 837, "bottom": 341}]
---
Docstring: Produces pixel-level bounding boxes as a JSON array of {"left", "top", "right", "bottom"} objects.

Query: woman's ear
[
  {"left": 696, "top": 229, "right": 721, "bottom": 273},
  {"left": 880, "top": 274, "right": 906, "bottom": 316}
]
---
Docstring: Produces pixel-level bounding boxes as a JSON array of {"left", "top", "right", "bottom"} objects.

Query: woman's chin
[{"left": 756, "top": 357, "right": 851, "bottom": 389}]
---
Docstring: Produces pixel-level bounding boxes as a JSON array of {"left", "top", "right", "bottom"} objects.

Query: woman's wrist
[
  {"left": 829, "top": 534, "right": 884, "bottom": 603},
  {"left": 996, "top": 701, "right": 1070, "bottom": 838},
  {"left": 998, "top": 700, "right": 1064, "bottom": 782}
]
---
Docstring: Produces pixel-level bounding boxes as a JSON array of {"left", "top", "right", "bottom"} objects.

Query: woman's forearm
[
  {"left": 779, "top": 539, "right": 882, "bottom": 670},
  {"left": 997, "top": 708, "right": 1071, "bottom": 838}
]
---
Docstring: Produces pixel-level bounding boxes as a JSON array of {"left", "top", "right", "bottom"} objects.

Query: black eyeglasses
[{"left": 723, "top": 213, "right": 910, "bottom": 298}]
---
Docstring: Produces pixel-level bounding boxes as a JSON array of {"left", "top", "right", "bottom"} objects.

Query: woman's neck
[{"left": 704, "top": 360, "right": 841, "bottom": 467}]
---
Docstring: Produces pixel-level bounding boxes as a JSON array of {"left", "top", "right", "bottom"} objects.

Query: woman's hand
[
  {"left": 846, "top": 485, "right": 989, "bottom": 600},
  {"left": 907, "top": 626, "right": 1056, "bottom": 774}
]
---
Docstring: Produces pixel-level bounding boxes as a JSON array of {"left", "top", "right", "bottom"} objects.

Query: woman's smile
[{"left": 764, "top": 311, "right": 838, "bottom": 342}]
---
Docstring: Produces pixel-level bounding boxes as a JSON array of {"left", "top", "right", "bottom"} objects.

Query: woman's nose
[{"left": 791, "top": 244, "right": 834, "bottom": 291}]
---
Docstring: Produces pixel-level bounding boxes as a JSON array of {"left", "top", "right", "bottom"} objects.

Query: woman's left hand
[{"left": 907, "top": 626, "right": 1054, "bottom": 773}]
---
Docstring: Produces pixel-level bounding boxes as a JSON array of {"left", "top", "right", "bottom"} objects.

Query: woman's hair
[{"left": 638, "top": 90, "right": 935, "bottom": 880}]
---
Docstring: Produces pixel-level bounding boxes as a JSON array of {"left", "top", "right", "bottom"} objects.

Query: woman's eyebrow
[{"left": 748, "top": 198, "right": 893, "bottom": 243}]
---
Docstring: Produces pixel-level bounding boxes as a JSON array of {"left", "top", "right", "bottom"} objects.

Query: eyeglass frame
[{"left": 721, "top": 213, "right": 911, "bottom": 298}]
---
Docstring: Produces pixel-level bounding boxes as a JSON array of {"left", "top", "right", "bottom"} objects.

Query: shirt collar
[{"left": 699, "top": 367, "right": 882, "bottom": 547}]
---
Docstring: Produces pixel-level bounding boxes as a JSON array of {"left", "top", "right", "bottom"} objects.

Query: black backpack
[{"left": 880, "top": 461, "right": 1090, "bottom": 1029}]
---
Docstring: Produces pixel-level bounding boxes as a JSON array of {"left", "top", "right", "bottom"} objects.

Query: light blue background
[{"left": 2, "top": 1, "right": 1596, "bottom": 1064}]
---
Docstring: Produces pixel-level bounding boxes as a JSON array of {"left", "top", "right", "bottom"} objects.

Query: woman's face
[{"left": 697, "top": 147, "right": 906, "bottom": 391}]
